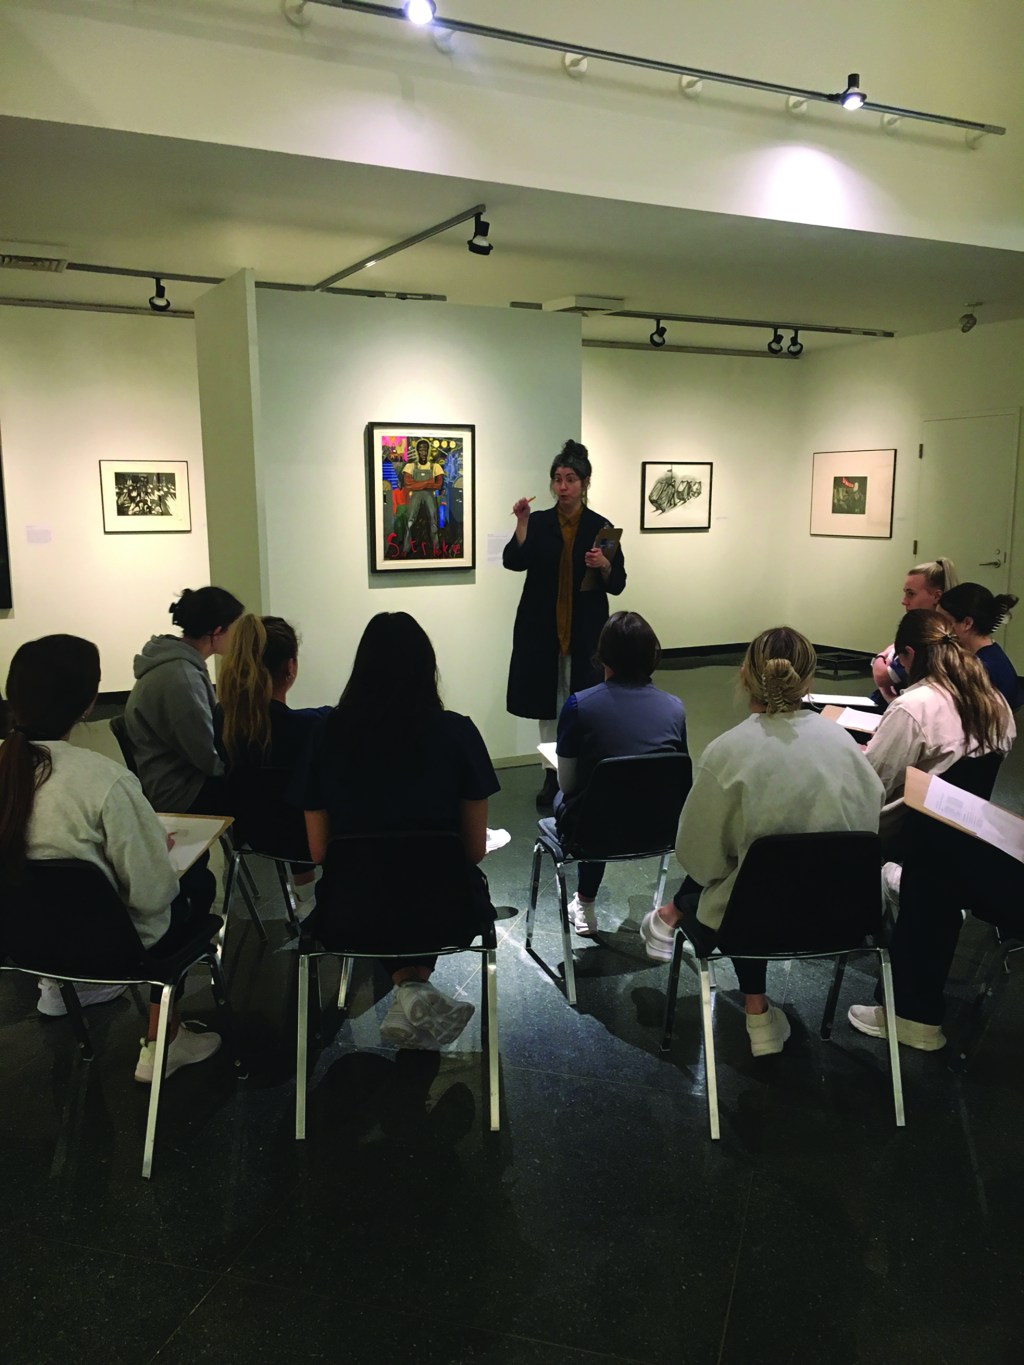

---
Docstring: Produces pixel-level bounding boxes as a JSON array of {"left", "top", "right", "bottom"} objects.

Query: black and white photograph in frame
[
  {"left": 366, "top": 422, "right": 475, "bottom": 573},
  {"left": 99, "top": 460, "right": 191, "bottom": 534},
  {"left": 640, "top": 461, "right": 713, "bottom": 532},
  {"left": 809, "top": 448, "right": 896, "bottom": 539}
]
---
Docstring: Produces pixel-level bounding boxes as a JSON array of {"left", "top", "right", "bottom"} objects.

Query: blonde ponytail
[
  {"left": 742, "top": 626, "right": 817, "bottom": 714},
  {"left": 218, "top": 614, "right": 273, "bottom": 763}
]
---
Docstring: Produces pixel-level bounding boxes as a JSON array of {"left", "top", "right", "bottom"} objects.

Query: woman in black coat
[{"left": 503, "top": 440, "right": 627, "bottom": 804}]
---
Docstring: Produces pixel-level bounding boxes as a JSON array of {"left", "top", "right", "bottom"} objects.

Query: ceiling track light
[
  {"left": 959, "top": 302, "right": 982, "bottom": 333},
  {"left": 767, "top": 328, "right": 784, "bottom": 355},
  {"left": 787, "top": 329, "right": 803, "bottom": 356},
  {"left": 320, "top": 3, "right": 1005, "bottom": 136},
  {"left": 148, "top": 277, "right": 170, "bottom": 312},
  {"left": 403, "top": 0, "right": 435, "bottom": 25},
  {"left": 835, "top": 72, "right": 866, "bottom": 111},
  {"left": 467, "top": 212, "right": 493, "bottom": 256},
  {"left": 649, "top": 318, "right": 667, "bottom": 348}
]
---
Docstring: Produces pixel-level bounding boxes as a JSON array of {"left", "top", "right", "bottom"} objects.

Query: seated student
[
  {"left": 1, "top": 635, "right": 221, "bottom": 1079},
  {"left": 871, "top": 557, "right": 958, "bottom": 706},
  {"left": 295, "top": 612, "right": 499, "bottom": 1050},
  {"left": 939, "top": 582, "right": 1022, "bottom": 709},
  {"left": 125, "top": 586, "right": 244, "bottom": 815},
  {"left": 215, "top": 614, "right": 331, "bottom": 918},
  {"left": 640, "top": 627, "right": 883, "bottom": 1056},
  {"left": 546, "top": 610, "right": 687, "bottom": 936}
]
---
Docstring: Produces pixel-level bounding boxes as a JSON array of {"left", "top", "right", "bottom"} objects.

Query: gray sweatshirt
[{"left": 124, "top": 635, "right": 222, "bottom": 812}]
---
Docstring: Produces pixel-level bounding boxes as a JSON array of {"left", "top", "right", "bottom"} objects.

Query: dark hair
[
  {"left": 218, "top": 614, "right": 299, "bottom": 763},
  {"left": 169, "top": 586, "right": 244, "bottom": 638},
  {"left": 940, "top": 582, "right": 1017, "bottom": 637},
  {"left": 327, "top": 613, "right": 442, "bottom": 765},
  {"left": 597, "top": 611, "right": 661, "bottom": 683},
  {"left": 548, "top": 440, "right": 592, "bottom": 485},
  {"left": 894, "top": 610, "right": 1009, "bottom": 754},
  {"left": 0, "top": 635, "right": 101, "bottom": 879}
]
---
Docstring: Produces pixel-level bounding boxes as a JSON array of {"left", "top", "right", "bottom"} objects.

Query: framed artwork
[
  {"left": 640, "top": 461, "right": 712, "bottom": 532},
  {"left": 99, "top": 460, "right": 191, "bottom": 533},
  {"left": 366, "top": 422, "right": 475, "bottom": 573},
  {"left": 810, "top": 449, "right": 896, "bottom": 539},
  {"left": 0, "top": 426, "right": 11, "bottom": 608}
]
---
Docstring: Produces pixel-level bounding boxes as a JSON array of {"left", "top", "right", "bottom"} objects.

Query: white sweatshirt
[{"left": 25, "top": 741, "right": 179, "bottom": 948}]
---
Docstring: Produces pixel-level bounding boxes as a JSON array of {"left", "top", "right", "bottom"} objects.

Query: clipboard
[
  {"left": 158, "top": 813, "right": 233, "bottom": 876},
  {"left": 581, "top": 526, "right": 622, "bottom": 591}
]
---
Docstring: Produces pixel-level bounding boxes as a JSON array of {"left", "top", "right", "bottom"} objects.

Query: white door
[{"left": 916, "top": 411, "right": 1019, "bottom": 595}]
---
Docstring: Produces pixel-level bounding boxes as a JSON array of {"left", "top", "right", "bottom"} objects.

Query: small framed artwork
[
  {"left": 810, "top": 449, "right": 896, "bottom": 539},
  {"left": 99, "top": 461, "right": 191, "bottom": 533},
  {"left": 640, "top": 462, "right": 712, "bottom": 532},
  {"left": 366, "top": 422, "right": 475, "bottom": 573}
]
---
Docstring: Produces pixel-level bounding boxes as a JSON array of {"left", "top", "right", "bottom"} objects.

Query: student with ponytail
[
  {"left": 871, "top": 557, "right": 958, "bottom": 706},
  {"left": 640, "top": 627, "right": 883, "bottom": 1057},
  {"left": 939, "top": 582, "right": 1022, "bottom": 709},
  {"left": 0, "top": 635, "right": 221, "bottom": 1078}
]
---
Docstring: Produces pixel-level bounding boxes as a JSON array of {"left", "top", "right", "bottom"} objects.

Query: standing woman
[
  {"left": 504, "top": 440, "right": 627, "bottom": 806},
  {"left": 938, "top": 582, "right": 1022, "bottom": 709},
  {"left": 125, "top": 586, "right": 243, "bottom": 815}
]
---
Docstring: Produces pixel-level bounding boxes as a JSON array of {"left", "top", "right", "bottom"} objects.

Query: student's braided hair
[{"left": 742, "top": 626, "right": 817, "bottom": 714}]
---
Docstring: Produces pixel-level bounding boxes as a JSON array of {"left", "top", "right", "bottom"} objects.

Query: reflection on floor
[{"left": 2, "top": 664, "right": 1022, "bottom": 1364}]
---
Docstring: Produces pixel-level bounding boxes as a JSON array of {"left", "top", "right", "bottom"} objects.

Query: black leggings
[
  {"left": 147, "top": 861, "right": 219, "bottom": 1004},
  {"left": 673, "top": 877, "right": 768, "bottom": 995}
]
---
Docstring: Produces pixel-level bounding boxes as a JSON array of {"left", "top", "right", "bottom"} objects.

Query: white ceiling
[{"left": 4, "top": 114, "right": 1024, "bottom": 354}]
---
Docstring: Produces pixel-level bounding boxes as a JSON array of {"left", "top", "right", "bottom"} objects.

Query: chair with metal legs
[
  {"left": 222, "top": 765, "right": 316, "bottom": 941},
  {"left": 0, "top": 859, "right": 240, "bottom": 1178},
  {"left": 295, "top": 830, "right": 500, "bottom": 1138},
  {"left": 660, "top": 831, "right": 905, "bottom": 1140},
  {"left": 527, "top": 752, "right": 692, "bottom": 1006}
]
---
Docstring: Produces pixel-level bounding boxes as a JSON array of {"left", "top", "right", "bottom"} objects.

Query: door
[{"left": 916, "top": 411, "right": 1019, "bottom": 595}]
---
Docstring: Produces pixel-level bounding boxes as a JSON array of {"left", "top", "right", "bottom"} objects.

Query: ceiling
[{"left": 4, "top": 113, "right": 1024, "bottom": 355}]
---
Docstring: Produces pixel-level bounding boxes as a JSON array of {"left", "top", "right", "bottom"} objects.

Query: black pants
[
  {"left": 672, "top": 876, "right": 768, "bottom": 996},
  {"left": 147, "top": 861, "right": 219, "bottom": 1004},
  {"left": 541, "top": 799, "right": 605, "bottom": 899}
]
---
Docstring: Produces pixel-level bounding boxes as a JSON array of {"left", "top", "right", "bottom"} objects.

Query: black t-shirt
[{"left": 294, "top": 708, "right": 499, "bottom": 836}]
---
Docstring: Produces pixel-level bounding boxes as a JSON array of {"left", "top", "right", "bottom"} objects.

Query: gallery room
[{"left": 1, "top": 2, "right": 1024, "bottom": 1362}]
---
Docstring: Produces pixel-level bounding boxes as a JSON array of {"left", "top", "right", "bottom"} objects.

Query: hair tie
[{"left": 942, "top": 630, "right": 958, "bottom": 644}]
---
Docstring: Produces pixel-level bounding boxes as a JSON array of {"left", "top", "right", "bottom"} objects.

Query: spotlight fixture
[
  {"left": 767, "top": 327, "right": 784, "bottom": 355},
  {"left": 787, "top": 329, "right": 803, "bottom": 356},
  {"left": 959, "top": 304, "right": 981, "bottom": 333},
  {"left": 403, "top": 0, "right": 435, "bottom": 25},
  {"left": 467, "top": 213, "right": 493, "bottom": 256},
  {"left": 837, "top": 72, "right": 866, "bottom": 111},
  {"left": 649, "top": 318, "right": 667, "bottom": 348},
  {"left": 148, "top": 277, "right": 170, "bottom": 312}
]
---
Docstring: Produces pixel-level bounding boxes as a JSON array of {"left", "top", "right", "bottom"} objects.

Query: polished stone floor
[{"left": 2, "top": 665, "right": 1023, "bottom": 1364}]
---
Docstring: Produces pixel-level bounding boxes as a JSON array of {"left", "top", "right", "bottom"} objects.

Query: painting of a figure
[{"left": 368, "top": 424, "right": 474, "bottom": 572}]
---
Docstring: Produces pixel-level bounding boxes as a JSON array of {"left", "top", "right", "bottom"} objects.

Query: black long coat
[{"left": 503, "top": 505, "right": 627, "bottom": 719}]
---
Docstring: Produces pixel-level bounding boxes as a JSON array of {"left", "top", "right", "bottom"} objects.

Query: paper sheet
[
  {"left": 159, "top": 813, "right": 232, "bottom": 876},
  {"left": 536, "top": 741, "right": 558, "bottom": 770},
  {"left": 920, "top": 775, "right": 1024, "bottom": 862},
  {"left": 835, "top": 707, "right": 882, "bottom": 734},
  {"left": 805, "top": 693, "right": 881, "bottom": 708}
]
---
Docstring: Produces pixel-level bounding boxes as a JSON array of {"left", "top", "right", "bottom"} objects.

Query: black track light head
[
  {"left": 839, "top": 72, "right": 866, "bottom": 110},
  {"left": 148, "top": 278, "right": 171, "bottom": 312},
  {"left": 767, "top": 327, "right": 784, "bottom": 355},
  {"left": 787, "top": 329, "right": 804, "bottom": 356},
  {"left": 649, "top": 318, "right": 667, "bottom": 348},
  {"left": 467, "top": 213, "right": 493, "bottom": 256}
]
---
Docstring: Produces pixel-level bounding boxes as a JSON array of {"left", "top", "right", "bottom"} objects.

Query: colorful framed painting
[
  {"left": 99, "top": 460, "right": 191, "bottom": 533},
  {"left": 366, "top": 423, "right": 475, "bottom": 572},
  {"left": 0, "top": 426, "right": 11, "bottom": 607},
  {"left": 810, "top": 448, "right": 896, "bottom": 539},
  {"left": 640, "top": 461, "right": 712, "bottom": 532}
]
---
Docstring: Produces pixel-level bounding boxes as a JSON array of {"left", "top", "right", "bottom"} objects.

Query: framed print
[
  {"left": 810, "top": 449, "right": 896, "bottom": 539},
  {"left": 99, "top": 460, "right": 191, "bottom": 533},
  {"left": 367, "top": 423, "right": 474, "bottom": 572},
  {"left": 641, "top": 462, "right": 712, "bottom": 532}
]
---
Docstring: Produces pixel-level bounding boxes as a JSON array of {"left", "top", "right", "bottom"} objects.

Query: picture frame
[
  {"left": 0, "top": 426, "right": 12, "bottom": 608},
  {"left": 99, "top": 460, "right": 191, "bottom": 534},
  {"left": 366, "top": 423, "right": 475, "bottom": 573},
  {"left": 810, "top": 448, "right": 896, "bottom": 539},
  {"left": 640, "top": 461, "right": 712, "bottom": 532}
]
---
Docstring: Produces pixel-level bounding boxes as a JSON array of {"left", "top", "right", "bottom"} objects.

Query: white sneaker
[
  {"left": 567, "top": 894, "right": 598, "bottom": 937},
  {"left": 848, "top": 1003, "right": 946, "bottom": 1052},
  {"left": 746, "top": 1004, "right": 791, "bottom": 1056},
  {"left": 37, "top": 978, "right": 127, "bottom": 1018},
  {"left": 134, "top": 1025, "right": 222, "bottom": 1083},
  {"left": 639, "top": 908, "right": 676, "bottom": 962},
  {"left": 380, "top": 981, "right": 474, "bottom": 1050},
  {"left": 881, "top": 862, "right": 902, "bottom": 920}
]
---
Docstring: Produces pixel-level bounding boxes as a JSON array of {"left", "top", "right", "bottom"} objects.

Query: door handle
[{"left": 978, "top": 560, "right": 1001, "bottom": 567}]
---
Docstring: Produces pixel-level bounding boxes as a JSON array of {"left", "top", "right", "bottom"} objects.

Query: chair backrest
[
  {"left": 316, "top": 830, "right": 487, "bottom": 954},
  {"left": 560, "top": 752, "right": 693, "bottom": 862},
  {"left": 717, "top": 831, "right": 883, "bottom": 957},
  {"left": 0, "top": 859, "right": 148, "bottom": 979},
  {"left": 109, "top": 715, "right": 139, "bottom": 776},
  {"left": 225, "top": 763, "right": 310, "bottom": 861},
  {"left": 940, "top": 751, "right": 1003, "bottom": 800}
]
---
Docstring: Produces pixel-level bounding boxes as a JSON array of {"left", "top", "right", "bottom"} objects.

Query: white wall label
[
  {"left": 487, "top": 531, "right": 507, "bottom": 564},
  {"left": 26, "top": 525, "right": 52, "bottom": 544}
]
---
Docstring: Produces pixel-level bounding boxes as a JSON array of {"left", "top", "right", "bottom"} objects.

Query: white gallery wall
[{"left": 0, "top": 306, "right": 211, "bottom": 691}]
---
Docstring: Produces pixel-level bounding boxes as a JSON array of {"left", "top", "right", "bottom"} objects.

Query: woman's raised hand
[{"left": 512, "top": 496, "right": 535, "bottom": 523}]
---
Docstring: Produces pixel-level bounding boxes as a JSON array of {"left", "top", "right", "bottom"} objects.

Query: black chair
[
  {"left": 527, "top": 752, "right": 692, "bottom": 1006},
  {"left": 0, "top": 859, "right": 238, "bottom": 1179},
  {"left": 295, "top": 831, "right": 499, "bottom": 1138},
  {"left": 223, "top": 765, "right": 314, "bottom": 941},
  {"left": 660, "top": 831, "right": 905, "bottom": 1140}
]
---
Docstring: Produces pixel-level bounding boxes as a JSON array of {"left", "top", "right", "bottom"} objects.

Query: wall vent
[{"left": 0, "top": 252, "right": 68, "bottom": 273}]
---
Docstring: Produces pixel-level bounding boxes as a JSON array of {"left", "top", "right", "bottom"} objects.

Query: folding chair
[
  {"left": 223, "top": 764, "right": 314, "bottom": 941},
  {"left": 660, "top": 831, "right": 905, "bottom": 1139},
  {"left": 527, "top": 752, "right": 692, "bottom": 1005},
  {"left": 0, "top": 859, "right": 239, "bottom": 1178},
  {"left": 295, "top": 830, "right": 499, "bottom": 1138}
]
